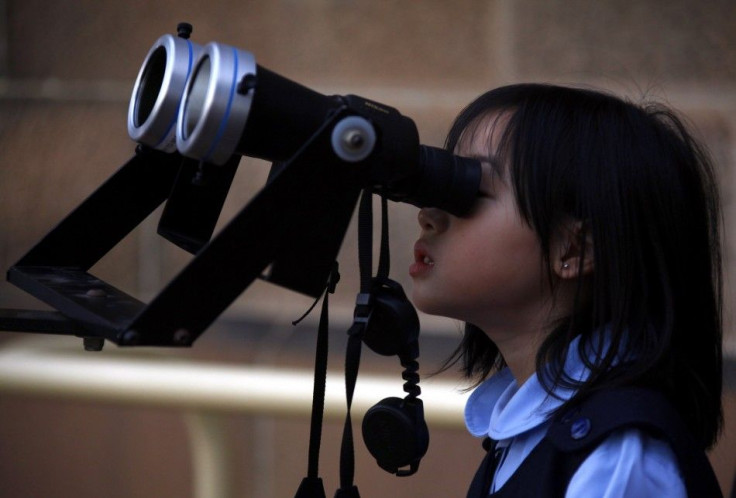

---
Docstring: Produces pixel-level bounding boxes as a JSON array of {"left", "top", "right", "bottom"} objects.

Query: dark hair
[{"left": 443, "top": 83, "right": 723, "bottom": 449}]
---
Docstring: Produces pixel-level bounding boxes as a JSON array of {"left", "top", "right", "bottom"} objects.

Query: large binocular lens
[
  {"left": 176, "top": 43, "right": 257, "bottom": 165},
  {"left": 128, "top": 34, "right": 202, "bottom": 152}
]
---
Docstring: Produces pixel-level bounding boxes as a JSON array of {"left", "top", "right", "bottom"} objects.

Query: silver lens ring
[
  {"left": 127, "top": 34, "right": 202, "bottom": 152},
  {"left": 176, "top": 42, "right": 256, "bottom": 165}
]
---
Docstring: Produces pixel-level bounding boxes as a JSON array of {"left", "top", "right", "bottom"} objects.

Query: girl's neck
[
  {"left": 479, "top": 287, "right": 578, "bottom": 385},
  {"left": 492, "top": 281, "right": 577, "bottom": 386},
  {"left": 492, "top": 327, "right": 546, "bottom": 385}
]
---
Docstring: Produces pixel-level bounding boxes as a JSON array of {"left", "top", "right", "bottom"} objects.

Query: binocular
[
  {"left": 1, "top": 24, "right": 481, "bottom": 349},
  {"left": 128, "top": 24, "right": 481, "bottom": 215}
]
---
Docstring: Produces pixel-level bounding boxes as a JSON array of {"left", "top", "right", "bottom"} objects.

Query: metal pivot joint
[{"left": 331, "top": 116, "right": 377, "bottom": 163}]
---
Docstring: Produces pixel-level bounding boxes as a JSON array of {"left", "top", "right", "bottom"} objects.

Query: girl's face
[{"left": 410, "top": 114, "right": 554, "bottom": 335}]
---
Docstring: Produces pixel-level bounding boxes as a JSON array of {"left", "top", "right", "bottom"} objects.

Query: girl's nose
[{"left": 417, "top": 207, "right": 449, "bottom": 233}]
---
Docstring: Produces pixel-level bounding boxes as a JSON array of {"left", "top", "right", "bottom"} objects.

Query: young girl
[{"left": 409, "top": 84, "right": 724, "bottom": 496}]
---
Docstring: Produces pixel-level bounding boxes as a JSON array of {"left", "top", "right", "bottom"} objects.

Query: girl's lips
[{"left": 409, "top": 242, "right": 435, "bottom": 277}]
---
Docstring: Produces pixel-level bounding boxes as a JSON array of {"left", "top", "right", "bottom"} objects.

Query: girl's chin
[{"left": 410, "top": 289, "right": 456, "bottom": 320}]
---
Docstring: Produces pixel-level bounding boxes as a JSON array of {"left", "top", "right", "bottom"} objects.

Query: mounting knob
[{"left": 331, "top": 116, "right": 376, "bottom": 162}]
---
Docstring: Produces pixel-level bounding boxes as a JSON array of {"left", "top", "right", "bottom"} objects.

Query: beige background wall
[{"left": 0, "top": 1, "right": 734, "bottom": 496}]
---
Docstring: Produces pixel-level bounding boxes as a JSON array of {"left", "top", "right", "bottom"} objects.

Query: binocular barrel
[{"left": 128, "top": 33, "right": 481, "bottom": 216}]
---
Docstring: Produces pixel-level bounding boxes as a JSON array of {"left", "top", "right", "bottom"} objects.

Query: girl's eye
[
  {"left": 465, "top": 191, "right": 492, "bottom": 215},
  {"left": 477, "top": 187, "right": 495, "bottom": 199}
]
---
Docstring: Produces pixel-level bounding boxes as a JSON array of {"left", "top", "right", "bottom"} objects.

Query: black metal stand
[{"left": 1, "top": 108, "right": 365, "bottom": 348}]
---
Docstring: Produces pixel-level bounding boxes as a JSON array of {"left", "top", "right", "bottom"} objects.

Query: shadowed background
[{"left": 0, "top": 1, "right": 734, "bottom": 496}]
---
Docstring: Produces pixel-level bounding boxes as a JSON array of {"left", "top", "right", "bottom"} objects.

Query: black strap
[
  {"left": 336, "top": 189, "right": 394, "bottom": 496},
  {"left": 294, "top": 265, "right": 340, "bottom": 498},
  {"left": 377, "top": 195, "right": 390, "bottom": 280},
  {"left": 334, "top": 323, "right": 364, "bottom": 497},
  {"left": 335, "top": 189, "right": 374, "bottom": 497},
  {"left": 357, "top": 189, "right": 374, "bottom": 293}
]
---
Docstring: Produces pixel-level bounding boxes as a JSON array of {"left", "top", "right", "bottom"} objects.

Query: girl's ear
[{"left": 553, "top": 220, "right": 594, "bottom": 279}]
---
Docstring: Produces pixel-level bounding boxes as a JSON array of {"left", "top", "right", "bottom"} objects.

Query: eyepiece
[
  {"left": 128, "top": 34, "right": 202, "bottom": 152},
  {"left": 176, "top": 42, "right": 257, "bottom": 165},
  {"left": 385, "top": 146, "right": 482, "bottom": 216}
]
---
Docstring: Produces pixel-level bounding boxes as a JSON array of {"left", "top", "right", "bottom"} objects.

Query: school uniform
[{"left": 463, "top": 333, "right": 715, "bottom": 497}]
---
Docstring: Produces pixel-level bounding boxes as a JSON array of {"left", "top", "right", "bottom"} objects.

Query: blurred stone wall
[{"left": 0, "top": 1, "right": 735, "bottom": 497}]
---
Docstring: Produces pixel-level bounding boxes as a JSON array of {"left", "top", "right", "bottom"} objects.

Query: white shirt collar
[{"left": 464, "top": 333, "right": 601, "bottom": 439}]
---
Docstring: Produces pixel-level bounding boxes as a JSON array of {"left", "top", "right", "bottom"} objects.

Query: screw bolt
[
  {"left": 177, "top": 23, "right": 193, "bottom": 39},
  {"left": 173, "top": 328, "right": 192, "bottom": 345},
  {"left": 85, "top": 288, "right": 107, "bottom": 298},
  {"left": 83, "top": 337, "right": 105, "bottom": 351},
  {"left": 237, "top": 73, "right": 257, "bottom": 95},
  {"left": 121, "top": 330, "right": 140, "bottom": 346},
  {"left": 343, "top": 130, "right": 365, "bottom": 150}
]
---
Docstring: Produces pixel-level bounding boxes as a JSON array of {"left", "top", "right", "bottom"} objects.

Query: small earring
[{"left": 562, "top": 262, "right": 570, "bottom": 270}]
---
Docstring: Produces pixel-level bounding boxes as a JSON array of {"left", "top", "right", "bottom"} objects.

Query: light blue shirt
[{"left": 464, "top": 336, "right": 686, "bottom": 497}]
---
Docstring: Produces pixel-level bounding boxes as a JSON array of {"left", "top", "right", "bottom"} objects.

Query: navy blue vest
[{"left": 466, "top": 387, "right": 723, "bottom": 497}]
